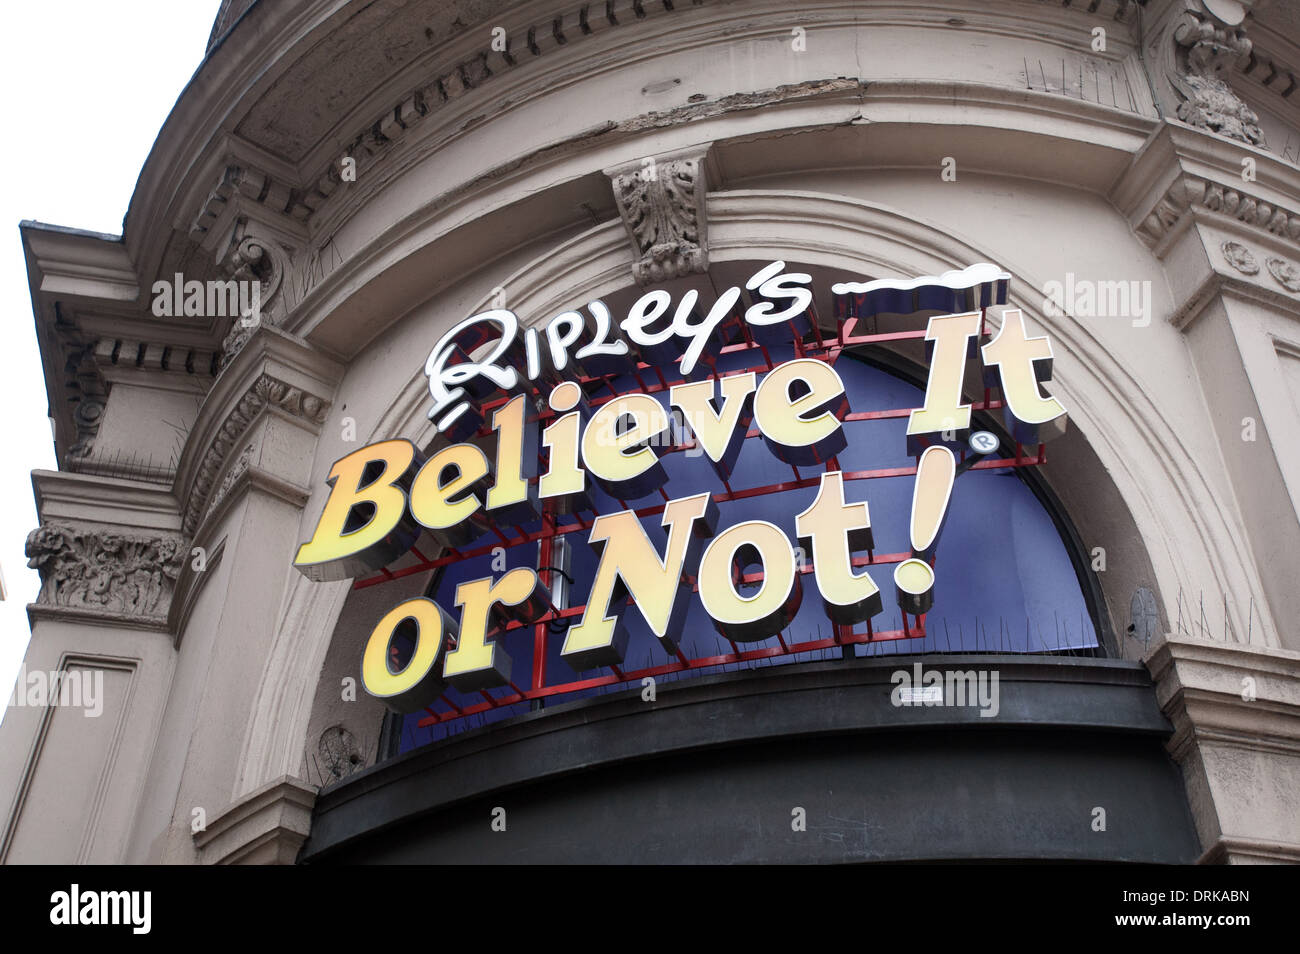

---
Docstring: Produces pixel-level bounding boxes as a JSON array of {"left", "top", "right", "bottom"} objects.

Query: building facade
[{"left": 3, "top": 0, "right": 1299, "bottom": 864}]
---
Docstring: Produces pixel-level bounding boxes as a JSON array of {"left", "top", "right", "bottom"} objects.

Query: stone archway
[{"left": 236, "top": 186, "right": 1277, "bottom": 810}]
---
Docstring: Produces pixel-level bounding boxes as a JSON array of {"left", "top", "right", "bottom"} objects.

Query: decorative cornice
[
  {"left": 24, "top": 523, "right": 186, "bottom": 622},
  {"left": 1136, "top": 173, "right": 1300, "bottom": 248},
  {"left": 1240, "top": 42, "right": 1300, "bottom": 100},
  {"left": 605, "top": 145, "right": 710, "bottom": 285},
  {"left": 290, "top": 75, "right": 1156, "bottom": 350},
  {"left": 31, "top": 468, "right": 181, "bottom": 531},
  {"left": 56, "top": 330, "right": 220, "bottom": 482},
  {"left": 21, "top": 224, "right": 225, "bottom": 478},
  {"left": 1114, "top": 122, "right": 1300, "bottom": 259},
  {"left": 55, "top": 325, "right": 227, "bottom": 481},
  {"left": 1032, "top": 0, "right": 1143, "bottom": 21},
  {"left": 300, "top": 0, "right": 704, "bottom": 231},
  {"left": 1234, "top": 4, "right": 1300, "bottom": 123},
  {"left": 189, "top": 164, "right": 310, "bottom": 247}
]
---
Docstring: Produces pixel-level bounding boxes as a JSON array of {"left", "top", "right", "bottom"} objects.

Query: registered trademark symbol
[{"left": 968, "top": 431, "right": 999, "bottom": 455}]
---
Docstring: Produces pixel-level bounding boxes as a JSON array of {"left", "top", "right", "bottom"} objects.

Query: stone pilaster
[{"left": 1147, "top": 634, "right": 1300, "bottom": 863}]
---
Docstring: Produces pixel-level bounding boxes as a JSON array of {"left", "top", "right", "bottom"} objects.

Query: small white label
[{"left": 899, "top": 686, "right": 943, "bottom": 704}]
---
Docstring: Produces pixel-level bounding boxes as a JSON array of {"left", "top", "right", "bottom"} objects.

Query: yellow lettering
[
  {"left": 697, "top": 520, "right": 803, "bottom": 641},
  {"left": 794, "top": 471, "right": 882, "bottom": 624},
  {"left": 906, "top": 312, "right": 982, "bottom": 453},
  {"left": 752, "top": 358, "right": 848, "bottom": 466},
  {"left": 361, "top": 597, "right": 458, "bottom": 712},
  {"left": 562, "top": 493, "right": 717, "bottom": 668},
  {"left": 294, "top": 439, "right": 420, "bottom": 581},
  {"left": 981, "top": 309, "right": 1068, "bottom": 443}
]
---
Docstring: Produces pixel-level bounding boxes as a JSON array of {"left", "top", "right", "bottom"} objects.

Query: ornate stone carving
[
  {"left": 1176, "top": 72, "right": 1263, "bottom": 144},
  {"left": 607, "top": 148, "right": 710, "bottom": 285},
  {"left": 206, "top": 444, "right": 257, "bottom": 521},
  {"left": 67, "top": 397, "right": 106, "bottom": 461},
  {"left": 299, "top": 1, "right": 698, "bottom": 230},
  {"left": 1265, "top": 256, "right": 1300, "bottom": 292},
  {"left": 1136, "top": 174, "right": 1300, "bottom": 249},
  {"left": 1221, "top": 240, "right": 1260, "bottom": 274},
  {"left": 49, "top": 328, "right": 112, "bottom": 469},
  {"left": 223, "top": 232, "right": 285, "bottom": 305},
  {"left": 218, "top": 227, "right": 295, "bottom": 366},
  {"left": 26, "top": 525, "right": 185, "bottom": 620},
  {"left": 184, "top": 374, "right": 329, "bottom": 536},
  {"left": 188, "top": 164, "right": 305, "bottom": 366},
  {"left": 1169, "top": 1, "right": 1263, "bottom": 144}
]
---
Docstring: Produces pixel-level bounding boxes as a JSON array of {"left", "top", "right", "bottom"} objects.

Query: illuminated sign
[{"left": 293, "top": 261, "right": 1068, "bottom": 713}]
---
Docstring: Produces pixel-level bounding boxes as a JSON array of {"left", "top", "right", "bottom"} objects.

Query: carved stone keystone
[{"left": 605, "top": 145, "right": 711, "bottom": 286}]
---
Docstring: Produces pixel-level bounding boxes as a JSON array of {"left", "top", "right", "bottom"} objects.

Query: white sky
[{"left": 0, "top": 2, "right": 217, "bottom": 721}]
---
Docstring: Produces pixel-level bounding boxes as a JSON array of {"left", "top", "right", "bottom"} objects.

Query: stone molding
[
  {"left": 1167, "top": 260, "right": 1300, "bottom": 330},
  {"left": 205, "top": 443, "right": 257, "bottom": 524},
  {"left": 22, "top": 227, "right": 224, "bottom": 478},
  {"left": 1112, "top": 124, "right": 1300, "bottom": 259},
  {"left": 192, "top": 775, "right": 317, "bottom": 865},
  {"left": 24, "top": 329, "right": 339, "bottom": 638},
  {"left": 182, "top": 371, "right": 329, "bottom": 537},
  {"left": 1239, "top": 39, "right": 1300, "bottom": 102},
  {"left": 189, "top": 164, "right": 310, "bottom": 247},
  {"left": 288, "top": 0, "right": 1154, "bottom": 250},
  {"left": 288, "top": 76, "right": 1155, "bottom": 348},
  {"left": 1146, "top": 634, "right": 1300, "bottom": 863},
  {"left": 298, "top": 0, "right": 706, "bottom": 234},
  {"left": 1136, "top": 173, "right": 1300, "bottom": 250},
  {"left": 175, "top": 327, "right": 340, "bottom": 539}
]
